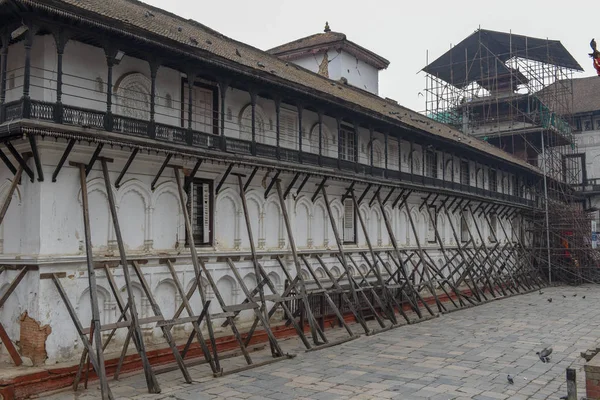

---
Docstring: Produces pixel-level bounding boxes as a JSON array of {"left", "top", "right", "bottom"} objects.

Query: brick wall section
[{"left": 19, "top": 312, "right": 51, "bottom": 366}]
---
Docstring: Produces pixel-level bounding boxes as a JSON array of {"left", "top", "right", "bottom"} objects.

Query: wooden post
[
  {"left": 22, "top": 26, "right": 33, "bottom": 118},
  {"left": 250, "top": 90, "right": 257, "bottom": 155},
  {"left": 100, "top": 160, "right": 160, "bottom": 393},
  {"left": 235, "top": 174, "right": 281, "bottom": 357},
  {"left": 78, "top": 164, "right": 110, "bottom": 398},
  {"left": 148, "top": 60, "right": 159, "bottom": 139},
  {"left": 0, "top": 33, "right": 8, "bottom": 122},
  {"left": 275, "top": 180, "right": 323, "bottom": 344},
  {"left": 173, "top": 167, "right": 224, "bottom": 370},
  {"left": 219, "top": 80, "right": 229, "bottom": 151},
  {"left": 566, "top": 368, "right": 577, "bottom": 400}
]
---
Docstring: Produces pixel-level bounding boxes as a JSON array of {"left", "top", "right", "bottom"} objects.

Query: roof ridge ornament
[{"left": 324, "top": 22, "right": 331, "bottom": 33}]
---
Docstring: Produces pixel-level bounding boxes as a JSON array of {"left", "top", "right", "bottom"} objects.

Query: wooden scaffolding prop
[{"left": 32, "top": 141, "right": 545, "bottom": 398}]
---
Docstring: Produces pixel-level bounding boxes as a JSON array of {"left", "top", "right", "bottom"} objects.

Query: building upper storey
[{"left": 0, "top": 0, "right": 545, "bottom": 208}]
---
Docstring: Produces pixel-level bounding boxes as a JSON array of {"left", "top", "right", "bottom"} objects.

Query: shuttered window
[
  {"left": 339, "top": 126, "right": 356, "bottom": 162},
  {"left": 186, "top": 178, "right": 213, "bottom": 246},
  {"left": 488, "top": 169, "right": 497, "bottom": 191},
  {"left": 343, "top": 198, "right": 356, "bottom": 243},
  {"left": 279, "top": 109, "right": 298, "bottom": 149},
  {"left": 460, "top": 161, "right": 470, "bottom": 185}
]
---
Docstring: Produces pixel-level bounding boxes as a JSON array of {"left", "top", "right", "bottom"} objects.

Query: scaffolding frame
[{"left": 423, "top": 29, "right": 598, "bottom": 284}]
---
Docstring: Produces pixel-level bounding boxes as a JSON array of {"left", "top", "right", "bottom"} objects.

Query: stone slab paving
[{"left": 43, "top": 285, "right": 600, "bottom": 400}]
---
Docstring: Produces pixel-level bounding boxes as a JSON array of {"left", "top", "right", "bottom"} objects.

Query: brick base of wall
[
  {"left": 19, "top": 312, "right": 51, "bottom": 367},
  {"left": 586, "top": 353, "right": 600, "bottom": 399}
]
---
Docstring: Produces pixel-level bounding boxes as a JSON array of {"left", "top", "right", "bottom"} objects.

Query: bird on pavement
[
  {"left": 563, "top": 295, "right": 566, "bottom": 298},
  {"left": 583, "top": 296, "right": 586, "bottom": 299},
  {"left": 507, "top": 374, "right": 514, "bottom": 384},
  {"left": 592, "top": 38, "right": 598, "bottom": 53},
  {"left": 539, "top": 290, "right": 544, "bottom": 295},
  {"left": 573, "top": 294, "right": 577, "bottom": 297},
  {"left": 547, "top": 298, "right": 552, "bottom": 303},
  {"left": 536, "top": 346, "right": 553, "bottom": 363}
]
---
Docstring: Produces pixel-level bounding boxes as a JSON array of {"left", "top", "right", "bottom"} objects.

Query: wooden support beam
[
  {"left": 85, "top": 143, "right": 104, "bottom": 176},
  {"left": 52, "top": 274, "right": 114, "bottom": 400},
  {"left": 381, "top": 187, "right": 396, "bottom": 206},
  {"left": 295, "top": 173, "right": 311, "bottom": 197},
  {"left": 311, "top": 177, "right": 328, "bottom": 203},
  {"left": 243, "top": 166, "right": 259, "bottom": 193},
  {"left": 151, "top": 154, "right": 172, "bottom": 191},
  {"left": 101, "top": 159, "right": 160, "bottom": 393},
  {"left": 115, "top": 148, "right": 138, "bottom": 189},
  {"left": 283, "top": 172, "right": 301, "bottom": 200},
  {"left": 264, "top": 170, "right": 281, "bottom": 199},
  {"left": 52, "top": 139, "right": 75, "bottom": 182},
  {"left": 275, "top": 180, "right": 323, "bottom": 345},
  {"left": 392, "top": 189, "right": 406, "bottom": 209},
  {"left": 356, "top": 183, "right": 372, "bottom": 205},
  {"left": 5, "top": 142, "right": 34, "bottom": 182},
  {"left": 0, "top": 149, "right": 16, "bottom": 176},
  {"left": 341, "top": 181, "right": 356, "bottom": 202},
  {"left": 0, "top": 166, "right": 22, "bottom": 226},
  {"left": 27, "top": 134, "right": 43, "bottom": 181},
  {"left": 216, "top": 163, "right": 234, "bottom": 194},
  {"left": 368, "top": 185, "right": 383, "bottom": 208}
]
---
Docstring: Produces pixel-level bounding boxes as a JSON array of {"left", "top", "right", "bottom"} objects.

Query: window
[
  {"left": 280, "top": 109, "right": 298, "bottom": 149},
  {"left": 584, "top": 118, "right": 593, "bottom": 131},
  {"left": 460, "top": 213, "right": 469, "bottom": 243},
  {"left": 343, "top": 198, "right": 356, "bottom": 243},
  {"left": 596, "top": 119, "right": 600, "bottom": 131},
  {"left": 488, "top": 169, "right": 497, "bottom": 191},
  {"left": 427, "top": 207, "right": 436, "bottom": 243},
  {"left": 182, "top": 80, "right": 219, "bottom": 135},
  {"left": 186, "top": 178, "right": 214, "bottom": 246},
  {"left": 460, "top": 160, "right": 470, "bottom": 185},
  {"left": 425, "top": 150, "right": 438, "bottom": 178},
  {"left": 489, "top": 214, "right": 497, "bottom": 242},
  {"left": 339, "top": 126, "right": 356, "bottom": 162}
]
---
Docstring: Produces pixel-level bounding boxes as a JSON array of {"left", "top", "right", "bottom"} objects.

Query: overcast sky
[{"left": 145, "top": 0, "right": 594, "bottom": 112}]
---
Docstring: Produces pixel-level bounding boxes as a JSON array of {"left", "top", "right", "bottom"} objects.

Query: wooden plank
[{"left": 0, "top": 323, "right": 21, "bottom": 366}]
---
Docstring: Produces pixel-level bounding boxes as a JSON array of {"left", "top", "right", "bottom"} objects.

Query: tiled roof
[
  {"left": 17, "top": 0, "right": 540, "bottom": 174},
  {"left": 267, "top": 31, "right": 346, "bottom": 55},
  {"left": 267, "top": 31, "right": 390, "bottom": 70}
]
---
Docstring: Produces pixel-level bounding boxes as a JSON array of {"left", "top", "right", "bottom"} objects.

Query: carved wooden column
[
  {"left": 369, "top": 125, "right": 374, "bottom": 172},
  {"left": 274, "top": 96, "right": 281, "bottom": 160},
  {"left": 148, "top": 58, "right": 160, "bottom": 139},
  {"left": 353, "top": 121, "right": 359, "bottom": 172},
  {"left": 219, "top": 80, "right": 229, "bottom": 151},
  {"left": 250, "top": 89, "right": 257, "bottom": 155},
  {"left": 318, "top": 110, "right": 323, "bottom": 166},
  {"left": 103, "top": 49, "right": 117, "bottom": 131},
  {"left": 22, "top": 26, "right": 33, "bottom": 118},
  {"left": 336, "top": 118, "right": 342, "bottom": 169},
  {"left": 0, "top": 33, "right": 8, "bottom": 123},
  {"left": 186, "top": 73, "right": 195, "bottom": 145},
  {"left": 384, "top": 130, "right": 389, "bottom": 178},
  {"left": 297, "top": 103, "right": 303, "bottom": 163},
  {"left": 53, "top": 29, "right": 69, "bottom": 123}
]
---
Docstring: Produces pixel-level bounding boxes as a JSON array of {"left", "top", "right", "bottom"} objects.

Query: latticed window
[
  {"left": 460, "top": 160, "right": 470, "bottom": 185},
  {"left": 425, "top": 150, "right": 438, "bottom": 178},
  {"left": 186, "top": 178, "right": 213, "bottom": 246},
  {"left": 343, "top": 198, "right": 355, "bottom": 243},
  {"left": 488, "top": 169, "right": 497, "bottom": 191},
  {"left": 339, "top": 126, "right": 356, "bottom": 162},
  {"left": 280, "top": 109, "right": 298, "bottom": 149}
]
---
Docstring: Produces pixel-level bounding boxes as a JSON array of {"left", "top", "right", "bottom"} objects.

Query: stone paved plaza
[{"left": 43, "top": 285, "right": 600, "bottom": 400}]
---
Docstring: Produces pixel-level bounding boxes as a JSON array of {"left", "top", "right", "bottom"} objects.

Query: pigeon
[
  {"left": 536, "top": 346, "right": 553, "bottom": 363},
  {"left": 507, "top": 374, "right": 514, "bottom": 384},
  {"left": 563, "top": 295, "right": 566, "bottom": 298},
  {"left": 592, "top": 38, "right": 597, "bottom": 52},
  {"left": 539, "top": 290, "right": 544, "bottom": 295},
  {"left": 559, "top": 396, "right": 567, "bottom": 400},
  {"left": 547, "top": 298, "right": 552, "bottom": 303},
  {"left": 573, "top": 294, "right": 577, "bottom": 297},
  {"left": 235, "top": 48, "right": 242, "bottom": 57},
  {"left": 583, "top": 296, "right": 586, "bottom": 299}
]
